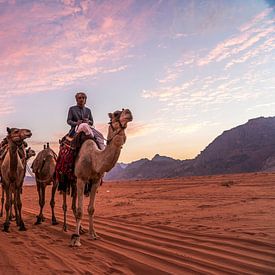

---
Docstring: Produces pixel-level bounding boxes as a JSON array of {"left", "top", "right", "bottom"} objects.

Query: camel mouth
[
  {"left": 127, "top": 117, "right": 133, "bottom": 122},
  {"left": 124, "top": 113, "right": 133, "bottom": 122},
  {"left": 25, "top": 132, "right": 32, "bottom": 138}
]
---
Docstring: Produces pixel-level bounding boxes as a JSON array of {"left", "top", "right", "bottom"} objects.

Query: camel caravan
[{"left": 0, "top": 106, "right": 133, "bottom": 247}]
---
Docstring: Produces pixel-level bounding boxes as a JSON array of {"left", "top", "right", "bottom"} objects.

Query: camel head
[
  {"left": 26, "top": 147, "right": 36, "bottom": 160},
  {"left": 108, "top": 109, "right": 133, "bottom": 129},
  {"left": 6, "top": 127, "right": 32, "bottom": 144},
  {"left": 107, "top": 109, "right": 133, "bottom": 146}
]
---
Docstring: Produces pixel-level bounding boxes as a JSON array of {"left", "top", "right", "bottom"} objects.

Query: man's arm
[
  {"left": 87, "top": 109, "right": 94, "bottom": 126},
  {"left": 67, "top": 107, "right": 78, "bottom": 127}
]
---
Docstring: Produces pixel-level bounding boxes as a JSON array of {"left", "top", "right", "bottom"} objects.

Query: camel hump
[{"left": 32, "top": 148, "right": 56, "bottom": 174}]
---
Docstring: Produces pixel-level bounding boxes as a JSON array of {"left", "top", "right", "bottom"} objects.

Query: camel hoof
[
  {"left": 90, "top": 235, "right": 101, "bottom": 240},
  {"left": 19, "top": 224, "right": 27, "bottom": 231},
  {"left": 63, "top": 225, "right": 68, "bottom": 232},
  {"left": 79, "top": 226, "right": 87, "bottom": 235},
  {"left": 70, "top": 234, "right": 81, "bottom": 247},
  {"left": 42, "top": 216, "right": 46, "bottom": 222},
  {"left": 52, "top": 219, "right": 59, "bottom": 226},
  {"left": 3, "top": 222, "right": 10, "bottom": 232},
  {"left": 34, "top": 217, "right": 42, "bottom": 225}
]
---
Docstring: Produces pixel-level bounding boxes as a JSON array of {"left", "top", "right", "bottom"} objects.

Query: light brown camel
[
  {"left": 32, "top": 143, "right": 58, "bottom": 225},
  {"left": 71, "top": 108, "right": 133, "bottom": 247},
  {"left": 0, "top": 147, "right": 35, "bottom": 218},
  {"left": 1, "top": 127, "right": 32, "bottom": 232}
]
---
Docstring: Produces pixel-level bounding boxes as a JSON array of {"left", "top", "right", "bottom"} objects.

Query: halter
[
  {"left": 106, "top": 113, "right": 126, "bottom": 145},
  {"left": 8, "top": 135, "right": 25, "bottom": 147},
  {"left": 7, "top": 136, "right": 26, "bottom": 156}
]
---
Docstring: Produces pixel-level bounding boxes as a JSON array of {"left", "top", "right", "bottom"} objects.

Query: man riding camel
[{"left": 67, "top": 92, "right": 105, "bottom": 149}]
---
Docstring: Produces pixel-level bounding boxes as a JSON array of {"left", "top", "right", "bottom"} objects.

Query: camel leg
[
  {"left": 16, "top": 188, "right": 26, "bottom": 231},
  {"left": 14, "top": 193, "right": 20, "bottom": 226},
  {"left": 50, "top": 180, "right": 58, "bottom": 225},
  {"left": 71, "top": 184, "right": 85, "bottom": 235},
  {"left": 71, "top": 184, "right": 77, "bottom": 218},
  {"left": 35, "top": 183, "right": 43, "bottom": 225},
  {"left": 35, "top": 183, "right": 46, "bottom": 225},
  {"left": 0, "top": 187, "right": 4, "bottom": 217},
  {"left": 88, "top": 181, "right": 101, "bottom": 240},
  {"left": 70, "top": 178, "right": 84, "bottom": 247},
  {"left": 3, "top": 186, "right": 11, "bottom": 232},
  {"left": 62, "top": 191, "right": 68, "bottom": 232},
  {"left": 9, "top": 194, "right": 16, "bottom": 221}
]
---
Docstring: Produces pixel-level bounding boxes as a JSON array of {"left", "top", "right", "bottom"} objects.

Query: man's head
[{"left": 75, "top": 92, "right": 87, "bottom": 107}]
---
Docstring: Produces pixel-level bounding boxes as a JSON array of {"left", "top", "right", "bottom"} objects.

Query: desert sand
[{"left": 0, "top": 172, "right": 275, "bottom": 274}]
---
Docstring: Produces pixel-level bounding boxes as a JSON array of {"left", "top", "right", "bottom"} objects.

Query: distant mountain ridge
[{"left": 105, "top": 116, "right": 275, "bottom": 180}]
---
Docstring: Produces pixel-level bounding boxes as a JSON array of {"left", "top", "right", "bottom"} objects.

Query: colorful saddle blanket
[{"left": 55, "top": 132, "right": 95, "bottom": 193}]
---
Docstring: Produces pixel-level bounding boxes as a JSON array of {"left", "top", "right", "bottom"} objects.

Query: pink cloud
[
  {"left": 0, "top": 0, "right": 156, "bottom": 104},
  {"left": 197, "top": 10, "right": 274, "bottom": 67},
  {"left": 239, "top": 8, "right": 273, "bottom": 32}
]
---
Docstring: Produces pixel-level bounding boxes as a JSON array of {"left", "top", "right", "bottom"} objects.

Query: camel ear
[
  {"left": 7, "top": 127, "right": 11, "bottom": 134},
  {"left": 108, "top": 113, "right": 113, "bottom": 119}
]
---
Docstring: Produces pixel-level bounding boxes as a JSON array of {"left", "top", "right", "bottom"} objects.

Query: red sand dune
[{"left": 0, "top": 172, "right": 275, "bottom": 274}]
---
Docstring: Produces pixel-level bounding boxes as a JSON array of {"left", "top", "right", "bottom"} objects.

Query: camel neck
[
  {"left": 8, "top": 139, "right": 18, "bottom": 180},
  {"left": 96, "top": 141, "right": 122, "bottom": 174}
]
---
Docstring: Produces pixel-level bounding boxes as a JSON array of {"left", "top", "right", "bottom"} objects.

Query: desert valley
[{"left": 0, "top": 172, "right": 274, "bottom": 274}]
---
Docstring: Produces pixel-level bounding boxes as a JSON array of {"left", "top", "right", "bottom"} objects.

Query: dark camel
[
  {"left": 1, "top": 127, "right": 32, "bottom": 232},
  {"left": 32, "top": 143, "right": 58, "bottom": 225},
  {"left": 0, "top": 147, "right": 35, "bottom": 218}
]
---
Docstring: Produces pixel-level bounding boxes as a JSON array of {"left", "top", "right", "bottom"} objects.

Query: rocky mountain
[
  {"left": 105, "top": 116, "right": 275, "bottom": 180},
  {"left": 105, "top": 155, "right": 190, "bottom": 180},
  {"left": 191, "top": 117, "right": 275, "bottom": 175}
]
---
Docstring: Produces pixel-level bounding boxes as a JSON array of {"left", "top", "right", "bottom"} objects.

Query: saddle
[
  {"left": 0, "top": 139, "right": 27, "bottom": 161},
  {"left": 56, "top": 132, "right": 97, "bottom": 194}
]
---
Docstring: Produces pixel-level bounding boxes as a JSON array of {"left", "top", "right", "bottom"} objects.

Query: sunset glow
[{"left": 0, "top": 0, "right": 274, "bottom": 162}]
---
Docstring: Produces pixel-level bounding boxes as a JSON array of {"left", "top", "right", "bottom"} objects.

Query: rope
[{"left": 26, "top": 163, "right": 35, "bottom": 178}]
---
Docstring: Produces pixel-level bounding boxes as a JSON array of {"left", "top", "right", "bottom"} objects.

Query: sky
[{"left": 0, "top": 0, "right": 274, "bottom": 163}]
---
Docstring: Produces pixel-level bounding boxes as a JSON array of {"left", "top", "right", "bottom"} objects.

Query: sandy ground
[{"left": 0, "top": 172, "right": 275, "bottom": 274}]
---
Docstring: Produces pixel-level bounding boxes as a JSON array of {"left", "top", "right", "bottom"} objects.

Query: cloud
[
  {"left": 0, "top": 0, "right": 156, "bottom": 109},
  {"left": 142, "top": 79, "right": 197, "bottom": 100},
  {"left": 239, "top": 8, "right": 273, "bottom": 32},
  {"left": 125, "top": 122, "right": 159, "bottom": 138},
  {"left": 225, "top": 36, "right": 275, "bottom": 69},
  {"left": 140, "top": 6, "right": 274, "bottom": 120},
  {"left": 171, "top": 121, "right": 220, "bottom": 134},
  {"left": 141, "top": 63, "right": 273, "bottom": 115},
  {"left": 197, "top": 9, "right": 274, "bottom": 67},
  {"left": 246, "top": 102, "right": 275, "bottom": 111},
  {"left": 157, "top": 53, "right": 197, "bottom": 84}
]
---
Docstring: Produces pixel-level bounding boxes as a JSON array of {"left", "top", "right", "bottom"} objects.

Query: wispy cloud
[
  {"left": 141, "top": 7, "right": 274, "bottom": 119},
  {"left": 197, "top": 8, "right": 274, "bottom": 67},
  {"left": 0, "top": 0, "right": 157, "bottom": 110},
  {"left": 141, "top": 66, "right": 273, "bottom": 115},
  {"left": 126, "top": 122, "right": 160, "bottom": 138}
]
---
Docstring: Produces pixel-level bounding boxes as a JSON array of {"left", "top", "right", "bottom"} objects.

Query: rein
[
  {"left": 106, "top": 128, "right": 123, "bottom": 145},
  {"left": 106, "top": 114, "right": 126, "bottom": 145}
]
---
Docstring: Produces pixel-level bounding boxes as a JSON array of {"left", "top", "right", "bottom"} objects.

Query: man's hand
[{"left": 77, "top": 120, "right": 83, "bottom": 125}]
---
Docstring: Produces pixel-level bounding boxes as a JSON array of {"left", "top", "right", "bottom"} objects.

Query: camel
[
  {"left": 0, "top": 147, "right": 36, "bottom": 218},
  {"left": 1, "top": 127, "right": 32, "bottom": 232},
  {"left": 70, "top": 108, "right": 133, "bottom": 247},
  {"left": 32, "top": 143, "right": 58, "bottom": 225}
]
